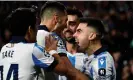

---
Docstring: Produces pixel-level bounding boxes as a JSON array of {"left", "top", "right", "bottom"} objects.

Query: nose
[
  {"left": 73, "top": 32, "right": 76, "bottom": 38},
  {"left": 67, "top": 25, "right": 71, "bottom": 30}
]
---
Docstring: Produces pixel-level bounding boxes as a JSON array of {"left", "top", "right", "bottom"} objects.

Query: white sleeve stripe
[
  {"left": 35, "top": 43, "right": 44, "bottom": 52},
  {"left": 32, "top": 54, "right": 49, "bottom": 68}
]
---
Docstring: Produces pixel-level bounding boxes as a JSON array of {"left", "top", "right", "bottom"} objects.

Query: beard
[
  {"left": 65, "top": 37, "right": 76, "bottom": 44},
  {"left": 54, "top": 21, "right": 66, "bottom": 31}
]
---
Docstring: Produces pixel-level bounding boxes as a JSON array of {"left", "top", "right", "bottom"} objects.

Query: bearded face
[{"left": 63, "top": 28, "right": 76, "bottom": 44}]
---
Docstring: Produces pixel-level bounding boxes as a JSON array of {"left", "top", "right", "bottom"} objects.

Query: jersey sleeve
[
  {"left": 32, "top": 43, "right": 58, "bottom": 70},
  {"left": 36, "top": 30, "right": 49, "bottom": 47}
]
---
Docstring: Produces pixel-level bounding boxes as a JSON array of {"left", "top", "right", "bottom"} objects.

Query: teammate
[
  {"left": 0, "top": 8, "right": 49, "bottom": 80},
  {"left": 0, "top": 8, "right": 89, "bottom": 80},
  {"left": 36, "top": 1, "right": 68, "bottom": 80},
  {"left": 59, "top": 8, "right": 86, "bottom": 80},
  {"left": 37, "top": 1, "right": 67, "bottom": 51},
  {"left": 73, "top": 17, "right": 116, "bottom": 80},
  {"left": 66, "top": 7, "right": 83, "bottom": 33},
  {"left": 36, "top": 1, "right": 89, "bottom": 80},
  {"left": 65, "top": 7, "right": 83, "bottom": 54}
]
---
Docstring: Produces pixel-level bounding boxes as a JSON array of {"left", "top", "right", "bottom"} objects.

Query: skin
[
  {"left": 73, "top": 23, "right": 91, "bottom": 50},
  {"left": 53, "top": 11, "right": 68, "bottom": 36},
  {"left": 67, "top": 15, "right": 79, "bottom": 33},
  {"left": 40, "top": 7, "right": 89, "bottom": 80},
  {"left": 45, "top": 35, "right": 89, "bottom": 80},
  {"left": 25, "top": 26, "right": 37, "bottom": 43},
  {"left": 62, "top": 14, "right": 80, "bottom": 54},
  {"left": 40, "top": 10, "right": 67, "bottom": 35},
  {"left": 63, "top": 28, "right": 77, "bottom": 54},
  {"left": 73, "top": 23, "right": 102, "bottom": 55}
]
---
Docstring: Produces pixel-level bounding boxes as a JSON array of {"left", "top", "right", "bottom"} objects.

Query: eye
[
  {"left": 69, "top": 21, "right": 76, "bottom": 26},
  {"left": 77, "top": 29, "right": 82, "bottom": 33}
]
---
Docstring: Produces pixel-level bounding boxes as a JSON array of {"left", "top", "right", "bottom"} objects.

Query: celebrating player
[
  {"left": 37, "top": 1, "right": 91, "bottom": 80},
  {"left": 73, "top": 17, "right": 116, "bottom": 80},
  {"left": 59, "top": 8, "right": 86, "bottom": 80},
  {"left": 36, "top": 1, "right": 69, "bottom": 80}
]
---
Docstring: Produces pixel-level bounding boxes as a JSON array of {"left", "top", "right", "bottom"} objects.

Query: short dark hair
[
  {"left": 79, "top": 17, "right": 106, "bottom": 39},
  {"left": 6, "top": 8, "right": 36, "bottom": 36},
  {"left": 67, "top": 7, "right": 83, "bottom": 18},
  {"left": 40, "top": 1, "right": 66, "bottom": 20}
]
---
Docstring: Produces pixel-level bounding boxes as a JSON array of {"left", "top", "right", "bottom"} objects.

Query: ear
[
  {"left": 25, "top": 26, "right": 31, "bottom": 39},
  {"left": 88, "top": 33, "right": 96, "bottom": 40},
  {"left": 28, "top": 26, "right": 32, "bottom": 34},
  {"left": 53, "top": 14, "right": 58, "bottom": 24}
]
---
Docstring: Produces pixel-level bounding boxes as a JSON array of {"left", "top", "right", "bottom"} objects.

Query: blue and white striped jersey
[
  {"left": 36, "top": 25, "right": 67, "bottom": 80},
  {"left": 67, "top": 52, "right": 86, "bottom": 72},
  {"left": 58, "top": 52, "right": 86, "bottom": 80},
  {"left": 0, "top": 37, "right": 55, "bottom": 80},
  {"left": 36, "top": 25, "right": 50, "bottom": 48},
  {"left": 37, "top": 25, "right": 67, "bottom": 54},
  {"left": 83, "top": 47, "right": 116, "bottom": 80}
]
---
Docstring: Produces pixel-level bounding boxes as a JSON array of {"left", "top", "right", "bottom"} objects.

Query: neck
[
  {"left": 53, "top": 27, "right": 62, "bottom": 36},
  {"left": 86, "top": 40, "right": 102, "bottom": 56},
  {"left": 66, "top": 42, "right": 77, "bottom": 54},
  {"left": 25, "top": 35, "right": 29, "bottom": 43},
  {"left": 40, "top": 19, "right": 53, "bottom": 32}
]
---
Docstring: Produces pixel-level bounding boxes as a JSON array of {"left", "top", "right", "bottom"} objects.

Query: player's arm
[
  {"left": 36, "top": 29, "right": 72, "bottom": 75},
  {"left": 44, "top": 35, "right": 71, "bottom": 75},
  {"left": 32, "top": 43, "right": 68, "bottom": 76},
  {"left": 45, "top": 35, "right": 89, "bottom": 80},
  {"left": 50, "top": 32, "right": 73, "bottom": 72}
]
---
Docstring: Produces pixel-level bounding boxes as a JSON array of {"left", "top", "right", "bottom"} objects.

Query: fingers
[
  {"left": 45, "top": 36, "right": 50, "bottom": 50},
  {"left": 45, "top": 36, "right": 49, "bottom": 46},
  {"left": 49, "top": 35, "right": 58, "bottom": 45},
  {"left": 45, "top": 34, "right": 58, "bottom": 51},
  {"left": 45, "top": 35, "right": 54, "bottom": 45},
  {"left": 48, "top": 34, "right": 51, "bottom": 43}
]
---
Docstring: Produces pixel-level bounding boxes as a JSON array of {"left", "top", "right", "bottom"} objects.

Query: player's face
[
  {"left": 63, "top": 28, "right": 73, "bottom": 39},
  {"left": 73, "top": 23, "right": 96, "bottom": 50},
  {"left": 63, "top": 28, "right": 74, "bottom": 42},
  {"left": 67, "top": 15, "right": 79, "bottom": 33}
]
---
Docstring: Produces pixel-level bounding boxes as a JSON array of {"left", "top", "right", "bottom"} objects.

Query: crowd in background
[{"left": 0, "top": 1, "right": 133, "bottom": 80}]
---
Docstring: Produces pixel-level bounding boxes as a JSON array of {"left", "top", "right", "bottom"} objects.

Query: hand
[{"left": 45, "top": 35, "right": 58, "bottom": 52}]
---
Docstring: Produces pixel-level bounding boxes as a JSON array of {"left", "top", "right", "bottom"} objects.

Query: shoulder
[
  {"left": 96, "top": 51, "right": 114, "bottom": 62},
  {"left": 1, "top": 43, "right": 35, "bottom": 49},
  {"left": 37, "top": 30, "right": 50, "bottom": 37}
]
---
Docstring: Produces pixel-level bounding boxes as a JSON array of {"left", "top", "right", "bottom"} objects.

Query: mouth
[
  {"left": 63, "top": 28, "right": 73, "bottom": 34},
  {"left": 75, "top": 39, "right": 79, "bottom": 44}
]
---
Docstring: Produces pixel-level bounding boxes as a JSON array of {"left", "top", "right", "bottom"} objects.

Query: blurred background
[{"left": 0, "top": 1, "right": 133, "bottom": 80}]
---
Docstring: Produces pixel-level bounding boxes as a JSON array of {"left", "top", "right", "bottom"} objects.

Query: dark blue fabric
[
  {"left": 93, "top": 46, "right": 108, "bottom": 56},
  {"left": 38, "top": 25, "right": 49, "bottom": 32},
  {"left": 10, "top": 36, "right": 27, "bottom": 43}
]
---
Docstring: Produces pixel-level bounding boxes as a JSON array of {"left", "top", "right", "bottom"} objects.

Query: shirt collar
[
  {"left": 93, "top": 46, "right": 108, "bottom": 56},
  {"left": 10, "top": 36, "right": 27, "bottom": 43},
  {"left": 38, "top": 25, "right": 50, "bottom": 32}
]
